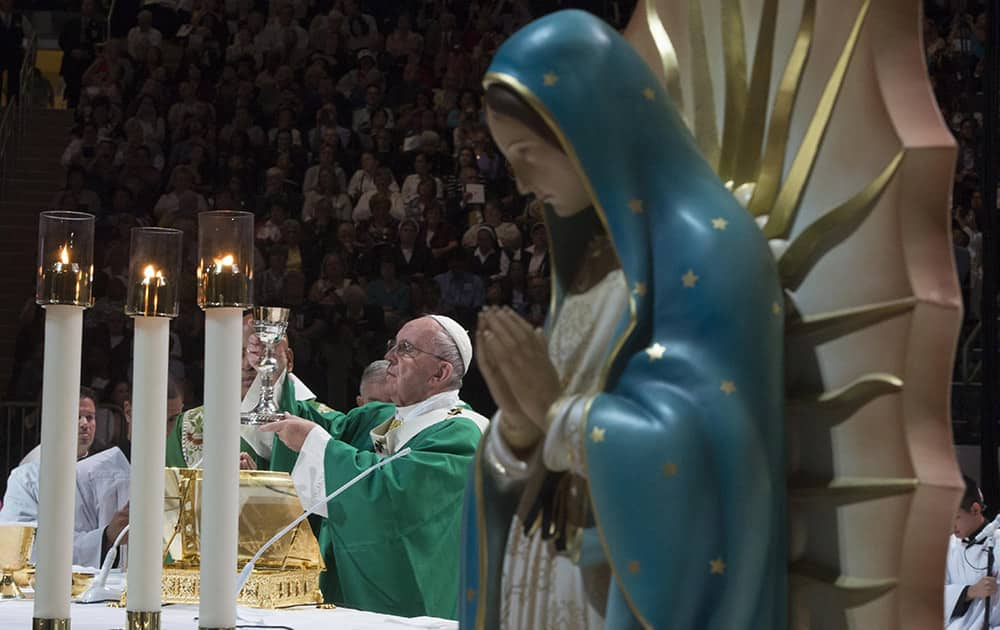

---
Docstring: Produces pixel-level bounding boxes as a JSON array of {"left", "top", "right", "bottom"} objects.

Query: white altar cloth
[{"left": 0, "top": 600, "right": 458, "bottom": 629}]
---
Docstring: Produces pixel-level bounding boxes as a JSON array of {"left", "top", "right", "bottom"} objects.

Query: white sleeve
[
  {"left": 290, "top": 427, "right": 332, "bottom": 517},
  {"left": 944, "top": 583, "right": 967, "bottom": 624},
  {"left": 72, "top": 472, "right": 103, "bottom": 569},
  {"left": 0, "top": 465, "right": 38, "bottom": 522},
  {"left": 240, "top": 425, "right": 274, "bottom": 460},
  {"left": 542, "top": 395, "right": 590, "bottom": 477},
  {"left": 483, "top": 412, "right": 535, "bottom": 485}
]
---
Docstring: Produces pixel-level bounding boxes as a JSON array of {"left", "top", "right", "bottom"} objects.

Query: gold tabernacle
[
  {"left": 125, "top": 469, "right": 323, "bottom": 609},
  {"left": 126, "top": 610, "right": 161, "bottom": 630}
]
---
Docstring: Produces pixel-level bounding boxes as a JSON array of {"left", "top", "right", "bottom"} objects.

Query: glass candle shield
[
  {"left": 35, "top": 211, "right": 95, "bottom": 306},
  {"left": 125, "top": 228, "right": 183, "bottom": 318},
  {"left": 197, "top": 211, "right": 254, "bottom": 308}
]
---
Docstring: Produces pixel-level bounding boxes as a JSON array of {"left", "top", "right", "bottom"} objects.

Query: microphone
[
  {"left": 77, "top": 523, "right": 130, "bottom": 603},
  {"left": 235, "top": 447, "right": 412, "bottom": 597}
]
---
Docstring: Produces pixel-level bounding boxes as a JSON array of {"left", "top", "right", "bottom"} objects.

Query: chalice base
[
  {"left": 240, "top": 411, "right": 285, "bottom": 426},
  {"left": 0, "top": 572, "right": 25, "bottom": 599}
]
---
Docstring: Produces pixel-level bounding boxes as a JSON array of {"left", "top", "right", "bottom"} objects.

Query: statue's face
[{"left": 486, "top": 107, "right": 590, "bottom": 218}]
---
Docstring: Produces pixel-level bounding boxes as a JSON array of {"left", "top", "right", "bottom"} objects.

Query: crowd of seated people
[
  {"left": 9, "top": 0, "right": 985, "bottom": 416},
  {"left": 924, "top": 0, "right": 987, "bottom": 324},
  {"left": 8, "top": 0, "right": 621, "bottom": 420}
]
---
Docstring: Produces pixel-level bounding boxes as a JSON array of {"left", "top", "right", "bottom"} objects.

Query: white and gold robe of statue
[{"left": 484, "top": 269, "right": 628, "bottom": 630}]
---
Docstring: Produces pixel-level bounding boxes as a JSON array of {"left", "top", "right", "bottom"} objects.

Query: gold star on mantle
[
  {"left": 590, "top": 426, "right": 606, "bottom": 443},
  {"left": 681, "top": 269, "right": 699, "bottom": 288},
  {"left": 628, "top": 560, "right": 641, "bottom": 574},
  {"left": 632, "top": 282, "right": 647, "bottom": 297},
  {"left": 712, "top": 217, "right": 728, "bottom": 230},
  {"left": 642, "top": 87, "right": 655, "bottom": 101},
  {"left": 720, "top": 380, "right": 736, "bottom": 395},
  {"left": 663, "top": 462, "right": 678, "bottom": 477},
  {"left": 628, "top": 198, "right": 644, "bottom": 214},
  {"left": 772, "top": 301, "right": 782, "bottom": 315},
  {"left": 710, "top": 558, "right": 726, "bottom": 575},
  {"left": 645, "top": 342, "right": 666, "bottom": 361},
  {"left": 543, "top": 72, "right": 559, "bottom": 86}
]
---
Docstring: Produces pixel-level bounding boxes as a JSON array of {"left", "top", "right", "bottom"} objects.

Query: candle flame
[
  {"left": 59, "top": 246, "right": 70, "bottom": 265},
  {"left": 143, "top": 264, "right": 156, "bottom": 279},
  {"left": 212, "top": 254, "right": 236, "bottom": 273}
]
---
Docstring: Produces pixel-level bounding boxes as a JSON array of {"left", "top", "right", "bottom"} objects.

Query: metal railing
[{"left": 0, "top": 34, "right": 39, "bottom": 206}]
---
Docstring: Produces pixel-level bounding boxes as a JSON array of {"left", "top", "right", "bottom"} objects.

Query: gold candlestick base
[
  {"left": 32, "top": 618, "right": 70, "bottom": 630},
  {"left": 127, "top": 611, "right": 161, "bottom": 630}
]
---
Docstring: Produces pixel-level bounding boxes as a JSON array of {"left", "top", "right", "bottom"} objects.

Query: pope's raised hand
[{"left": 258, "top": 414, "right": 319, "bottom": 452}]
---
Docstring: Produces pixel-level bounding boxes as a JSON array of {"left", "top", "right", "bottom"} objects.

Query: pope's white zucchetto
[{"left": 428, "top": 315, "right": 472, "bottom": 376}]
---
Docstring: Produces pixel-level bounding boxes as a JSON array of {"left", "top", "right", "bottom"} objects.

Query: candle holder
[
  {"left": 35, "top": 211, "right": 94, "bottom": 306},
  {"left": 197, "top": 211, "right": 254, "bottom": 308},
  {"left": 124, "top": 227, "right": 182, "bottom": 626},
  {"left": 126, "top": 228, "right": 182, "bottom": 318},
  {"left": 33, "top": 211, "right": 93, "bottom": 627},
  {"left": 197, "top": 210, "right": 254, "bottom": 629},
  {"left": 241, "top": 307, "right": 291, "bottom": 425}
]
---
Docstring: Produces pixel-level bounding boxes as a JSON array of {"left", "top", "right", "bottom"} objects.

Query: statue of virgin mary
[{"left": 460, "top": 10, "right": 786, "bottom": 629}]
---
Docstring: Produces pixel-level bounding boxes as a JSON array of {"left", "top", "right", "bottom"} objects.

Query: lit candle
[
  {"left": 33, "top": 211, "right": 94, "bottom": 629},
  {"left": 134, "top": 264, "right": 170, "bottom": 317},
  {"left": 41, "top": 245, "right": 87, "bottom": 304},
  {"left": 124, "top": 226, "right": 182, "bottom": 629},
  {"left": 199, "top": 254, "right": 250, "bottom": 307},
  {"left": 197, "top": 211, "right": 253, "bottom": 628}
]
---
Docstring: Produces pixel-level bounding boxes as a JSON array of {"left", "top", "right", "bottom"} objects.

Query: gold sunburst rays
[
  {"left": 788, "top": 475, "right": 917, "bottom": 504},
  {"left": 778, "top": 150, "right": 905, "bottom": 290},
  {"left": 687, "top": 0, "right": 720, "bottom": 170},
  {"left": 716, "top": 0, "right": 749, "bottom": 182},
  {"left": 644, "top": 0, "right": 683, "bottom": 106},
  {"left": 784, "top": 296, "right": 916, "bottom": 344},
  {"left": 763, "top": 0, "right": 873, "bottom": 240},
  {"left": 729, "top": 0, "right": 780, "bottom": 187},
  {"left": 747, "top": 0, "right": 816, "bottom": 217},
  {"left": 787, "top": 372, "right": 903, "bottom": 427},
  {"left": 789, "top": 560, "right": 899, "bottom": 606}
]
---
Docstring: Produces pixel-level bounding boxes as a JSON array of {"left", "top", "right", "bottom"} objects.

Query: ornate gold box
[{"left": 148, "top": 468, "right": 325, "bottom": 609}]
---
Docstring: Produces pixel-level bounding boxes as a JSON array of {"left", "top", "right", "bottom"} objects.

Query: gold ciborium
[{"left": 0, "top": 524, "right": 35, "bottom": 599}]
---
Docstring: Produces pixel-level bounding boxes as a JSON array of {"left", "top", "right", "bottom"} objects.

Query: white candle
[
  {"left": 33, "top": 305, "right": 84, "bottom": 621},
  {"left": 199, "top": 307, "right": 243, "bottom": 628},
  {"left": 126, "top": 316, "right": 169, "bottom": 612}
]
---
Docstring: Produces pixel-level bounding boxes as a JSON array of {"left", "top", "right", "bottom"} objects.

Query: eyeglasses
[{"left": 386, "top": 338, "right": 449, "bottom": 362}]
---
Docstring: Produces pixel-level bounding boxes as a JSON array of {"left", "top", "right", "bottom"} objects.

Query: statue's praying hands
[{"left": 476, "top": 306, "right": 561, "bottom": 452}]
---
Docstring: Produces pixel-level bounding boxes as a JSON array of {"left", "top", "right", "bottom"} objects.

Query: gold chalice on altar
[
  {"left": 0, "top": 524, "right": 35, "bottom": 599},
  {"left": 241, "top": 306, "right": 291, "bottom": 425}
]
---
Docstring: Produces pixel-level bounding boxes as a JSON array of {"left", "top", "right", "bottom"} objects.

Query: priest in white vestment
[
  {"left": 946, "top": 475, "right": 1000, "bottom": 629},
  {"left": 0, "top": 388, "right": 99, "bottom": 522}
]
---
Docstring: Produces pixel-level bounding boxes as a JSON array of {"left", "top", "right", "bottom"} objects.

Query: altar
[{"left": 0, "top": 600, "right": 457, "bottom": 629}]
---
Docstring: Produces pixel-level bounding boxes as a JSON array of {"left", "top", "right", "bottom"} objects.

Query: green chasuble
[
  {"left": 165, "top": 376, "right": 331, "bottom": 469},
  {"left": 164, "top": 408, "right": 260, "bottom": 467},
  {"left": 297, "top": 398, "right": 487, "bottom": 619}
]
